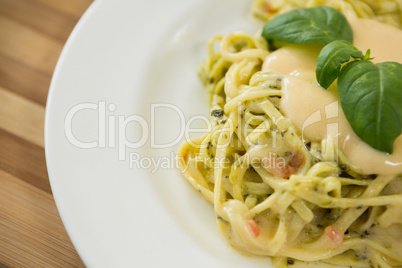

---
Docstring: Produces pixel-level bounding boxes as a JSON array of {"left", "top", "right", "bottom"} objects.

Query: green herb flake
[{"left": 211, "top": 109, "right": 224, "bottom": 118}]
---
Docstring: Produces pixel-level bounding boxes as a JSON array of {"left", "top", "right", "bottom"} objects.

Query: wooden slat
[
  {"left": 0, "top": 86, "right": 45, "bottom": 147},
  {"left": 0, "top": 170, "right": 84, "bottom": 268},
  {"left": 32, "top": 0, "right": 94, "bottom": 19},
  {"left": 0, "top": 128, "right": 50, "bottom": 194},
  {"left": 0, "top": 53, "right": 49, "bottom": 106},
  {"left": 0, "top": 0, "right": 79, "bottom": 43},
  {"left": 0, "top": 15, "right": 63, "bottom": 75},
  {"left": 0, "top": 0, "right": 92, "bottom": 266}
]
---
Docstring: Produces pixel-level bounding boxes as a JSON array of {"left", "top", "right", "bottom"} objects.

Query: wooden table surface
[{"left": 0, "top": 0, "right": 93, "bottom": 266}]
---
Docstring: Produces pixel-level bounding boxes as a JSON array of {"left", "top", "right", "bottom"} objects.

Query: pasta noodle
[
  {"left": 178, "top": 1, "right": 402, "bottom": 267},
  {"left": 252, "top": 0, "right": 402, "bottom": 28}
]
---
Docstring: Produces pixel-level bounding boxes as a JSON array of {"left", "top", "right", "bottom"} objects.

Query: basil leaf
[
  {"left": 338, "top": 61, "right": 402, "bottom": 153},
  {"left": 316, "top": 40, "right": 364, "bottom": 89},
  {"left": 262, "top": 7, "right": 353, "bottom": 45}
]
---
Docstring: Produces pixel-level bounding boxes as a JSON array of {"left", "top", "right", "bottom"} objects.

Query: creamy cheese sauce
[{"left": 262, "top": 15, "right": 402, "bottom": 175}]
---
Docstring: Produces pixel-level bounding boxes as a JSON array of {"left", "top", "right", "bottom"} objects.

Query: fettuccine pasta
[{"left": 178, "top": 1, "right": 402, "bottom": 267}]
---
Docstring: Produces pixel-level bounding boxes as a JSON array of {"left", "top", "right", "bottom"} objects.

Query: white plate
[{"left": 45, "top": 0, "right": 271, "bottom": 267}]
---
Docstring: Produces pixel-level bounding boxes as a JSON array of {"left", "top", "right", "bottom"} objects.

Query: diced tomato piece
[
  {"left": 263, "top": 3, "right": 277, "bottom": 14},
  {"left": 324, "top": 226, "right": 343, "bottom": 246},
  {"left": 262, "top": 152, "right": 304, "bottom": 178},
  {"left": 288, "top": 152, "right": 304, "bottom": 168},
  {"left": 182, "top": 150, "right": 189, "bottom": 162},
  {"left": 247, "top": 219, "right": 260, "bottom": 237}
]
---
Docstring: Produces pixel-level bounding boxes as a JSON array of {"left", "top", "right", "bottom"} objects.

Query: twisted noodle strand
[{"left": 178, "top": 2, "right": 402, "bottom": 267}]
